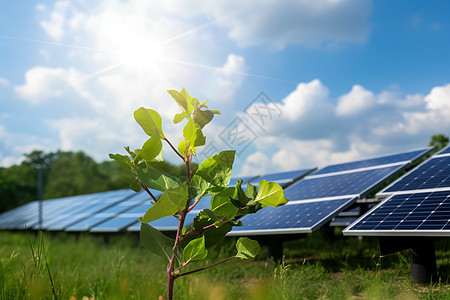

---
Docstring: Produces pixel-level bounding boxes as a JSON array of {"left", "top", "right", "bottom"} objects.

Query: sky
[{"left": 1, "top": 0, "right": 450, "bottom": 176}]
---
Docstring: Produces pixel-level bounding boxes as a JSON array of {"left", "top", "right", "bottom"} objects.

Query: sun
[{"left": 117, "top": 38, "right": 164, "bottom": 70}]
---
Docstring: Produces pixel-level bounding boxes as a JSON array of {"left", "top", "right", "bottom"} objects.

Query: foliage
[
  {"left": 110, "top": 88, "right": 288, "bottom": 299},
  {"left": 429, "top": 133, "right": 449, "bottom": 151}
]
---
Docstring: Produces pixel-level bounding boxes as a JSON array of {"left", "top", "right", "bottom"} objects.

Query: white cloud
[
  {"left": 214, "top": 54, "right": 247, "bottom": 102},
  {"left": 282, "top": 79, "right": 331, "bottom": 120},
  {"left": 424, "top": 84, "right": 450, "bottom": 111},
  {"left": 0, "top": 77, "right": 9, "bottom": 88},
  {"left": 210, "top": 0, "right": 372, "bottom": 48},
  {"left": 14, "top": 67, "right": 89, "bottom": 104},
  {"left": 336, "top": 84, "right": 376, "bottom": 116},
  {"left": 39, "top": 1, "right": 72, "bottom": 40},
  {"left": 239, "top": 151, "right": 273, "bottom": 176}
]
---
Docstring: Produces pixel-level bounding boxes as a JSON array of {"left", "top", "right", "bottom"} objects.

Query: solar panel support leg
[
  {"left": 267, "top": 241, "right": 283, "bottom": 263},
  {"left": 409, "top": 242, "right": 437, "bottom": 284}
]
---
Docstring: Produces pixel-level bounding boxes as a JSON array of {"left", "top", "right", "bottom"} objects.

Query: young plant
[{"left": 110, "top": 88, "right": 288, "bottom": 299}]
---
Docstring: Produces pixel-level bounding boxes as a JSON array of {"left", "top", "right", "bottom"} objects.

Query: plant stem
[
  {"left": 164, "top": 137, "right": 185, "bottom": 161},
  {"left": 141, "top": 183, "right": 157, "bottom": 202},
  {"left": 167, "top": 154, "right": 193, "bottom": 300},
  {"left": 174, "top": 256, "right": 236, "bottom": 279},
  {"left": 181, "top": 223, "right": 216, "bottom": 239}
]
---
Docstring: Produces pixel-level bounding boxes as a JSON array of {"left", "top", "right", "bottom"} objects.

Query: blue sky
[{"left": 1, "top": 0, "right": 450, "bottom": 176}]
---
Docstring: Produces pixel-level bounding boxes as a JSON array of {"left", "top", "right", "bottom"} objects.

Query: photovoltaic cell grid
[
  {"left": 284, "top": 166, "right": 401, "bottom": 201},
  {"left": 344, "top": 145, "right": 450, "bottom": 236},
  {"left": 0, "top": 189, "right": 135, "bottom": 231},
  {"left": 313, "top": 148, "right": 432, "bottom": 176},
  {"left": 379, "top": 154, "right": 450, "bottom": 195},
  {"left": 230, "top": 148, "right": 432, "bottom": 236},
  {"left": 229, "top": 197, "right": 355, "bottom": 235},
  {"left": 344, "top": 191, "right": 450, "bottom": 236},
  {"left": 66, "top": 190, "right": 156, "bottom": 231}
]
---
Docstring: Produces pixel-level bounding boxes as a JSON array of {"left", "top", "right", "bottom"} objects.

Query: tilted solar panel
[
  {"left": 255, "top": 168, "right": 315, "bottom": 187},
  {"left": 437, "top": 145, "right": 450, "bottom": 155},
  {"left": 344, "top": 191, "right": 450, "bottom": 236},
  {"left": 228, "top": 197, "right": 355, "bottom": 235},
  {"left": 344, "top": 146, "right": 450, "bottom": 237},
  {"left": 379, "top": 155, "right": 450, "bottom": 195},
  {"left": 313, "top": 148, "right": 432, "bottom": 176},
  {"left": 284, "top": 165, "right": 401, "bottom": 201}
]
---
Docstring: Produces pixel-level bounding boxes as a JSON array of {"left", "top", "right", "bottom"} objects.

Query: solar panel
[
  {"left": 230, "top": 148, "right": 432, "bottom": 236},
  {"left": 313, "top": 148, "right": 432, "bottom": 176},
  {"left": 438, "top": 146, "right": 450, "bottom": 155},
  {"left": 0, "top": 201, "right": 38, "bottom": 229},
  {"left": 66, "top": 191, "right": 157, "bottom": 231},
  {"left": 344, "top": 191, "right": 450, "bottom": 236},
  {"left": 344, "top": 145, "right": 450, "bottom": 237},
  {"left": 252, "top": 168, "right": 315, "bottom": 188},
  {"left": 43, "top": 190, "right": 135, "bottom": 231},
  {"left": 379, "top": 154, "right": 450, "bottom": 195},
  {"left": 283, "top": 165, "right": 401, "bottom": 201},
  {"left": 228, "top": 197, "right": 355, "bottom": 235}
]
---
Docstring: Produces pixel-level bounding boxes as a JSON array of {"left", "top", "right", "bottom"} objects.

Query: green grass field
[{"left": 1, "top": 230, "right": 450, "bottom": 299}]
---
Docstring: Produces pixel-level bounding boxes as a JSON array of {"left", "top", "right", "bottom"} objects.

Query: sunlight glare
[{"left": 118, "top": 38, "right": 163, "bottom": 69}]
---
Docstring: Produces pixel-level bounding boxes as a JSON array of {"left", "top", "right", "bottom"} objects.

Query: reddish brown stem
[
  {"left": 181, "top": 223, "right": 216, "bottom": 239},
  {"left": 141, "top": 183, "right": 157, "bottom": 202},
  {"left": 164, "top": 137, "right": 185, "bottom": 161},
  {"left": 174, "top": 256, "right": 236, "bottom": 279}
]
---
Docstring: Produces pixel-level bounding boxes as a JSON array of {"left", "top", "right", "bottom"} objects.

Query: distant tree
[
  {"left": 0, "top": 165, "right": 37, "bottom": 212},
  {"left": 44, "top": 151, "right": 111, "bottom": 198},
  {"left": 429, "top": 134, "right": 449, "bottom": 150}
]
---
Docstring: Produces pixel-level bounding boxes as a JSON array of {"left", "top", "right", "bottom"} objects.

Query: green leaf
[
  {"left": 183, "top": 119, "right": 205, "bottom": 148},
  {"left": 137, "top": 165, "right": 180, "bottom": 192},
  {"left": 168, "top": 89, "right": 191, "bottom": 113},
  {"left": 183, "top": 236, "right": 208, "bottom": 263},
  {"left": 140, "top": 184, "right": 189, "bottom": 223},
  {"left": 136, "top": 135, "right": 163, "bottom": 162},
  {"left": 203, "top": 220, "right": 235, "bottom": 248},
  {"left": 121, "top": 175, "right": 141, "bottom": 192},
  {"left": 194, "top": 109, "right": 220, "bottom": 129},
  {"left": 235, "top": 179, "right": 251, "bottom": 206},
  {"left": 236, "top": 237, "right": 260, "bottom": 260},
  {"left": 180, "top": 88, "right": 194, "bottom": 113},
  {"left": 211, "top": 187, "right": 238, "bottom": 220},
  {"left": 191, "top": 150, "right": 235, "bottom": 198},
  {"left": 173, "top": 113, "right": 185, "bottom": 124},
  {"left": 109, "top": 153, "right": 133, "bottom": 174},
  {"left": 178, "top": 140, "right": 186, "bottom": 156},
  {"left": 140, "top": 223, "right": 175, "bottom": 262},
  {"left": 251, "top": 180, "right": 288, "bottom": 207},
  {"left": 134, "top": 107, "right": 165, "bottom": 139},
  {"left": 245, "top": 182, "right": 257, "bottom": 199}
]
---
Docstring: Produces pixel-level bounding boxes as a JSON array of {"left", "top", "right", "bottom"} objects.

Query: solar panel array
[
  {"left": 229, "top": 148, "right": 432, "bottom": 236},
  {"left": 344, "top": 146, "right": 450, "bottom": 236},
  {"left": 0, "top": 168, "right": 312, "bottom": 233}
]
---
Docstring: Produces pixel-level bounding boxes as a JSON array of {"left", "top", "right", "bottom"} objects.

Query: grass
[{"left": 1, "top": 230, "right": 450, "bottom": 299}]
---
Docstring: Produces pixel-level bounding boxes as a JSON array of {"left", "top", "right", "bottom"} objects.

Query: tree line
[{"left": 0, "top": 150, "right": 194, "bottom": 213}]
